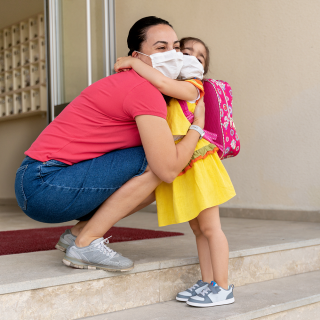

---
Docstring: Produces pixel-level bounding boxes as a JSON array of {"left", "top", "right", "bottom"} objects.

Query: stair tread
[
  {"left": 1, "top": 212, "right": 320, "bottom": 295},
  {"left": 80, "top": 270, "right": 320, "bottom": 320}
]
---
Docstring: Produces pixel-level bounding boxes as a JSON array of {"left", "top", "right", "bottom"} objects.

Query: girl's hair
[
  {"left": 180, "top": 37, "right": 210, "bottom": 75},
  {"left": 127, "top": 16, "right": 173, "bottom": 56}
]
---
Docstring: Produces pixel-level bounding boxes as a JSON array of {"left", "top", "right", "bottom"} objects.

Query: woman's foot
[
  {"left": 187, "top": 283, "right": 234, "bottom": 307},
  {"left": 62, "top": 237, "right": 134, "bottom": 272},
  {"left": 55, "top": 229, "right": 76, "bottom": 252}
]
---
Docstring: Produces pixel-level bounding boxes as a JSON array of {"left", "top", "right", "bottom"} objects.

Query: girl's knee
[
  {"left": 199, "top": 224, "right": 221, "bottom": 239},
  {"left": 189, "top": 219, "right": 202, "bottom": 237}
]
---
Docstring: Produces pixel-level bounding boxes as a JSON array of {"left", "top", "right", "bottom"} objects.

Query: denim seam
[
  {"left": 39, "top": 165, "right": 45, "bottom": 184},
  {"left": 136, "top": 156, "right": 148, "bottom": 176},
  {"left": 19, "top": 164, "right": 28, "bottom": 210},
  {"left": 41, "top": 181, "right": 119, "bottom": 191},
  {"left": 44, "top": 160, "right": 69, "bottom": 166},
  {"left": 16, "top": 165, "right": 27, "bottom": 173}
]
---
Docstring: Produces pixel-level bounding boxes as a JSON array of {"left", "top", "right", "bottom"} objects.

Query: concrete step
[
  {"left": 80, "top": 270, "right": 320, "bottom": 320},
  {"left": 1, "top": 213, "right": 320, "bottom": 319}
]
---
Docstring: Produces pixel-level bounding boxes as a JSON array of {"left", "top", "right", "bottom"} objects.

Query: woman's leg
[
  {"left": 189, "top": 218, "right": 214, "bottom": 283},
  {"left": 70, "top": 191, "right": 156, "bottom": 236},
  {"left": 197, "top": 206, "right": 229, "bottom": 289},
  {"left": 76, "top": 166, "right": 161, "bottom": 247},
  {"left": 123, "top": 191, "right": 156, "bottom": 218},
  {"left": 71, "top": 221, "right": 87, "bottom": 236}
]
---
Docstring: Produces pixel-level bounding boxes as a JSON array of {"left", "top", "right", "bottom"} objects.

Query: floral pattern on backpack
[
  {"left": 205, "top": 79, "right": 240, "bottom": 159},
  {"left": 179, "top": 79, "right": 240, "bottom": 160}
]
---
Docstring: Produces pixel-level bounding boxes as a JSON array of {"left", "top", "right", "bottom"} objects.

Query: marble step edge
[
  {"left": 1, "top": 237, "right": 320, "bottom": 296},
  {"left": 226, "top": 294, "right": 320, "bottom": 320},
  {"left": 81, "top": 294, "right": 320, "bottom": 320}
]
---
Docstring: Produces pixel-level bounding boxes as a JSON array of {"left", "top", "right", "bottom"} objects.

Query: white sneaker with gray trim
[
  {"left": 176, "top": 280, "right": 211, "bottom": 302},
  {"left": 55, "top": 229, "right": 76, "bottom": 252},
  {"left": 187, "top": 283, "right": 235, "bottom": 307},
  {"left": 63, "top": 236, "right": 134, "bottom": 272}
]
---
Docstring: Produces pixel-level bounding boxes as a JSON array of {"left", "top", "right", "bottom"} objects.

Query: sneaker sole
[
  {"left": 55, "top": 241, "right": 68, "bottom": 252},
  {"left": 62, "top": 256, "right": 134, "bottom": 272},
  {"left": 187, "top": 297, "right": 235, "bottom": 307},
  {"left": 176, "top": 296, "right": 190, "bottom": 302}
]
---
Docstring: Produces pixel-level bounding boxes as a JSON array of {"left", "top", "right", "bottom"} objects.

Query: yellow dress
[{"left": 155, "top": 80, "right": 236, "bottom": 227}]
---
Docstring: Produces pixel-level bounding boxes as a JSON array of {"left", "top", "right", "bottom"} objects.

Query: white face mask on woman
[
  {"left": 136, "top": 49, "right": 184, "bottom": 79},
  {"left": 178, "top": 54, "right": 204, "bottom": 80}
]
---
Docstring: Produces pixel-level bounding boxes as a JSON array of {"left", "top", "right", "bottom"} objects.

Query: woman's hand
[
  {"left": 193, "top": 96, "right": 205, "bottom": 129},
  {"left": 114, "top": 57, "right": 136, "bottom": 73}
]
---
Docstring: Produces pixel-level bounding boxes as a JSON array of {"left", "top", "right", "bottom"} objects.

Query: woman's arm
[
  {"left": 114, "top": 56, "right": 198, "bottom": 102},
  {"left": 136, "top": 97, "right": 205, "bottom": 183}
]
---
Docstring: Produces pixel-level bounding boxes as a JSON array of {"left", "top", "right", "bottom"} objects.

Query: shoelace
[
  {"left": 188, "top": 283, "right": 199, "bottom": 291},
  {"left": 94, "top": 236, "right": 117, "bottom": 258}
]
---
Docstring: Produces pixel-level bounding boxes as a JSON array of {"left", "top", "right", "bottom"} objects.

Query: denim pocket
[
  {"left": 39, "top": 160, "right": 69, "bottom": 183},
  {"left": 14, "top": 164, "right": 28, "bottom": 211}
]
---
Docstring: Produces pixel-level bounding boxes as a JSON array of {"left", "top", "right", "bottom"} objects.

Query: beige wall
[
  {"left": 0, "top": 116, "right": 47, "bottom": 199},
  {"left": 0, "top": 0, "right": 43, "bottom": 29},
  {"left": 116, "top": 0, "right": 320, "bottom": 211}
]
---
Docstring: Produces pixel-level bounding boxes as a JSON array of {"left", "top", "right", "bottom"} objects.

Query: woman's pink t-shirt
[{"left": 25, "top": 70, "right": 167, "bottom": 165}]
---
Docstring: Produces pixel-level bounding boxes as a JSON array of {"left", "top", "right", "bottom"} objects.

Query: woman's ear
[{"left": 132, "top": 51, "right": 139, "bottom": 58}]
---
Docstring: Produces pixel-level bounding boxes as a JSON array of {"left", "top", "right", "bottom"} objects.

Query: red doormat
[{"left": 0, "top": 226, "right": 184, "bottom": 256}]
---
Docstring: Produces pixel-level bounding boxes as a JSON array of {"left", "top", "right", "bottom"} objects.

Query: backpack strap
[
  {"left": 178, "top": 99, "right": 195, "bottom": 122},
  {"left": 177, "top": 100, "right": 218, "bottom": 143}
]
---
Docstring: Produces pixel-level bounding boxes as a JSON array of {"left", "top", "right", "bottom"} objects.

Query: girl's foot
[
  {"left": 187, "top": 283, "right": 234, "bottom": 307},
  {"left": 176, "top": 280, "right": 210, "bottom": 302}
]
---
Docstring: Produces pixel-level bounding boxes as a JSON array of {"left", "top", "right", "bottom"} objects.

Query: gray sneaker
[
  {"left": 62, "top": 237, "right": 134, "bottom": 272},
  {"left": 55, "top": 229, "right": 76, "bottom": 252},
  {"left": 187, "top": 283, "right": 235, "bottom": 307},
  {"left": 176, "top": 280, "right": 209, "bottom": 301}
]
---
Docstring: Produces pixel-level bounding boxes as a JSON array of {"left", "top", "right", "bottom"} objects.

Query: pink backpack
[{"left": 178, "top": 79, "right": 240, "bottom": 160}]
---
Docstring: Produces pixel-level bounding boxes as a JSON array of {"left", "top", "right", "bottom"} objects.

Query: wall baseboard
[
  {"left": 219, "top": 207, "right": 320, "bottom": 223},
  {"left": 141, "top": 203, "right": 320, "bottom": 223},
  {"left": 0, "top": 198, "right": 18, "bottom": 206}
]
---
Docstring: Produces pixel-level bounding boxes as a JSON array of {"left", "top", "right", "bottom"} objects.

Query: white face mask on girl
[
  {"left": 136, "top": 49, "right": 184, "bottom": 79},
  {"left": 178, "top": 54, "right": 204, "bottom": 80}
]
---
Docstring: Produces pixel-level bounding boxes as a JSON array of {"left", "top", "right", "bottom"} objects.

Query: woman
[{"left": 14, "top": 16, "right": 205, "bottom": 272}]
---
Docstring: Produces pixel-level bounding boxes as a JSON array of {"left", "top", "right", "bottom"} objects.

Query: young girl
[{"left": 114, "top": 37, "right": 236, "bottom": 308}]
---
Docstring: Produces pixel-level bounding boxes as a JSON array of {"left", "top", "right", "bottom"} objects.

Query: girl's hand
[
  {"left": 193, "top": 96, "right": 205, "bottom": 129},
  {"left": 114, "top": 57, "right": 135, "bottom": 73}
]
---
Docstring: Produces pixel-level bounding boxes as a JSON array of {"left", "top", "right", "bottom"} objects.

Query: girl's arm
[{"left": 114, "top": 56, "right": 198, "bottom": 102}]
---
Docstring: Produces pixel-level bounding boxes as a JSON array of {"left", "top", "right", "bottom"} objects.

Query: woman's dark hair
[
  {"left": 180, "top": 37, "right": 210, "bottom": 75},
  {"left": 127, "top": 16, "right": 173, "bottom": 56}
]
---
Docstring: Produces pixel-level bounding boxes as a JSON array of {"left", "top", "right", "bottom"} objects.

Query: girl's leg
[
  {"left": 189, "top": 218, "right": 213, "bottom": 283},
  {"left": 70, "top": 192, "right": 156, "bottom": 237},
  {"left": 197, "top": 206, "right": 229, "bottom": 289},
  {"left": 76, "top": 166, "right": 161, "bottom": 247}
]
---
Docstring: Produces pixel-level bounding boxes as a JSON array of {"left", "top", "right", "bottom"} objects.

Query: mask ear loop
[
  {"left": 134, "top": 51, "right": 149, "bottom": 57},
  {"left": 134, "top": 51, "right": 154, "bottom": 68}
]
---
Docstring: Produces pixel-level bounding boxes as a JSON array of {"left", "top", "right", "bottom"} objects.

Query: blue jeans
[{"left": 15, "top": 147, "right": 147, "bottom": 223}]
